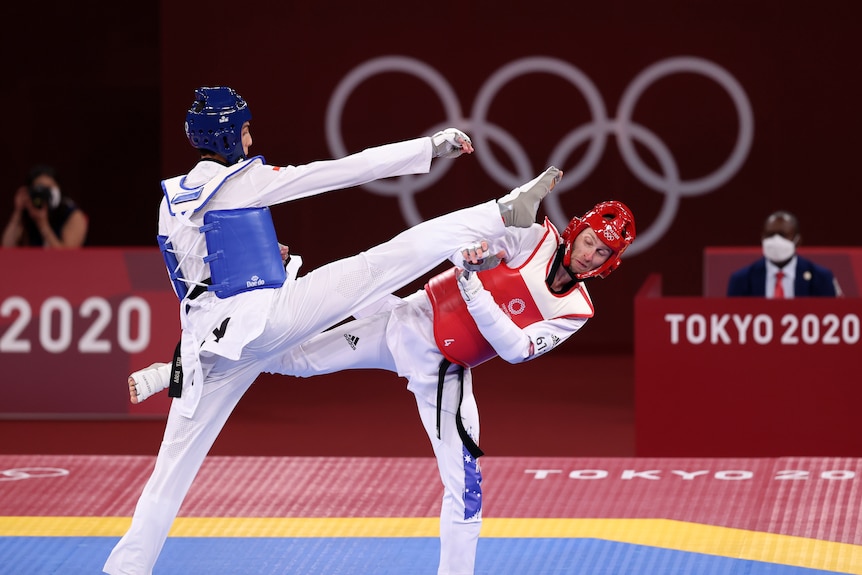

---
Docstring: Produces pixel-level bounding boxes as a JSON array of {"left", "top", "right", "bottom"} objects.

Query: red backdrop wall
[{"left": 3, "top": 1, "right": 861, "bottom": 352}]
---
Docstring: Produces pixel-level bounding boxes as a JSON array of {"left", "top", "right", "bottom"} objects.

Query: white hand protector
[
  {"left": 130, "top": 363, "right": 171, "bottom": 403},
  {"left": 431, "top": 128, "right": 472, "bottom": 158},
  {"left": 457, "top": 270, "right": 485, "bottom": 302}
]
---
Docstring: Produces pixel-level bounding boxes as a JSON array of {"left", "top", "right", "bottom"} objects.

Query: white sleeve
[
  {"left": 248, "top": 137, "right": 432, "bottom": 207},
  {"left": 464, "top": 286, "right": 586, "bottom": 364},
  {"left": 519, "top": 317, "right": 586, "bottom": 359}
]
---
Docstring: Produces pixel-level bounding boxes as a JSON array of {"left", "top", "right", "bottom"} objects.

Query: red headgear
[{"left": 561, "top": 201, "right": 636, "bottom": 279}]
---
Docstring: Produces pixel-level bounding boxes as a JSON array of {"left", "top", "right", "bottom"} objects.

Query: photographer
[{"left": 2, "top": 164, "right": 88, "bottom": 248}]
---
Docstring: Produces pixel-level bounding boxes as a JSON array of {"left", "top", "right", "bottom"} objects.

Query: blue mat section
[{"left": 0, "top": 537, "right": 851, "bottom": 575}]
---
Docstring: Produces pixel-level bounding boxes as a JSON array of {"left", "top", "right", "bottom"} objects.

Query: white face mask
[{"left": 762, "top": 234, "right": 796, "bottom": 263}]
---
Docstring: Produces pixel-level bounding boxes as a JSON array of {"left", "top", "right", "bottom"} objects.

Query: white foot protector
[
  {"left": 130, "top": 363, "right": 171, "bottom": 403},
  {"left": 497, "top": 166, "right": 562, "bottom": 227}
]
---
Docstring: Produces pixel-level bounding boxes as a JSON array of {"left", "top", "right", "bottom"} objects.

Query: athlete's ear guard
[{"left": 200, "top": 207, "right": 286, "bottom": 299}]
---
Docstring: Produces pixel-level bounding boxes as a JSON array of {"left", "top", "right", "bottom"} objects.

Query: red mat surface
[{"left": 1, "top": 454, "right": 859, "bottom": 547}]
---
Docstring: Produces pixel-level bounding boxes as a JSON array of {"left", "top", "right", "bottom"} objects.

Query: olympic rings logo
[
  {"left": 326, "top": 55, "right": 753, "bottom": 256},
  {"left": 602, "top": 229, "right": 621, "bottom": 243},
  {"left": 0, "top": 467, "right": 69, "bottom": 481},
  {"left": 505, "top": 298, "right": 526, "bottom": 316}
]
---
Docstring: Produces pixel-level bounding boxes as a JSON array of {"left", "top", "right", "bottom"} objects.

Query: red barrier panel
[
  {"left": 0, "top": 249, "right": 177, "bottom": 418},
  {"left": 635, "top": 274, "right": 862, "bottom": 457}
]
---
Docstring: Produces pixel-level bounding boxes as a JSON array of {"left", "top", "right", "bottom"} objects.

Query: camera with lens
[{"left": 28, "top": 185, "right": 54, "bottom": 209}]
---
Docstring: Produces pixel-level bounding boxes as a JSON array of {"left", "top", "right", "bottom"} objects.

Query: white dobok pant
[{"left": 280, "top": 293, "right": 483, "bottom": 575}]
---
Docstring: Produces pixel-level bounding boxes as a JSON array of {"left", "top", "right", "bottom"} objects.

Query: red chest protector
[{"left": 425, "top": 220, "right": 594, "bottom": 367}]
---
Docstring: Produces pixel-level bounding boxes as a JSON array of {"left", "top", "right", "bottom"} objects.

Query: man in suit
[{"left": 727, "top": 210, "right": 841, "bottom": 297}]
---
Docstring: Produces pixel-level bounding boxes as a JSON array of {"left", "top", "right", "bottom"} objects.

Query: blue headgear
[{"left": 184, "top": 87, "right": 252, "bottom": 165}]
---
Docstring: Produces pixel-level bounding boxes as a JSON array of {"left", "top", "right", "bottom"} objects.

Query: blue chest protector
[
  {"left": 201, "top": 206, "right": 286, "bottom": 298},
  {"left": 159, "top": 157, "right": 286, "bottom": 300}
]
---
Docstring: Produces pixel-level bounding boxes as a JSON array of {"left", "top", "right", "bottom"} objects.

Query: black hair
[
  {"left": 27, "top": 164, "right": 58, "bottom": 187},
  {"left": 766, "top": 210, "right": 799, "bottom": 235}
]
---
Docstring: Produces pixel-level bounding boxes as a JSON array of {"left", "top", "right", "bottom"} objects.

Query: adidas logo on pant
[{"left": 344, "top": 333, "right": 359, "bottom": 350}]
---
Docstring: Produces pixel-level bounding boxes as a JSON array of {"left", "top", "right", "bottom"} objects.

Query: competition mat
[{"left": 1, "top": 455, "right": 860, "bottom": 574}]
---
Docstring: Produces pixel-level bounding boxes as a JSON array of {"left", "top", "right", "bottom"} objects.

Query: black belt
[
  {"left": 173, "top": 278, "right": 212, "bottom": 396},
  {"left": 168, "top": 340, "right": 183, "bottom": 398},
  {"left": 436, "top": 358, "right": 484, "bottom": 459},
  {"left": 188, "top": 278, "right": 212, "bottom": 300}
]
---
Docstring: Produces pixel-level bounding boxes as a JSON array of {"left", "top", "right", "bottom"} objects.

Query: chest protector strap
[{"left": 158, "top": 234, "right": 192, "bottom": 301}]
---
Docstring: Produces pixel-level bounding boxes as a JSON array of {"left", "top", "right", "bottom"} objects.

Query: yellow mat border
[{"left": 1, "top": 517, "right": 859, "bottom": 574}]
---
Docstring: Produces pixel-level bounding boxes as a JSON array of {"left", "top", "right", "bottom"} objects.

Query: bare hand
[
  {"left": 461, "top": 240, "right": 505, "bottom": 272},
  {"left": 13, "top": 187, "right": 29, "bottom": 211},
  {"left": 461, "top": 240, "right": 490, "bottom": 265},
  {"left": 129, "top": 377, "right": 140, "bottom": 404},
  {"left": 456, "top": 135, "right": 474, "bottom": 155},
  {"left": 26, "top": 202, "right": 50, "bottom": 228}
]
